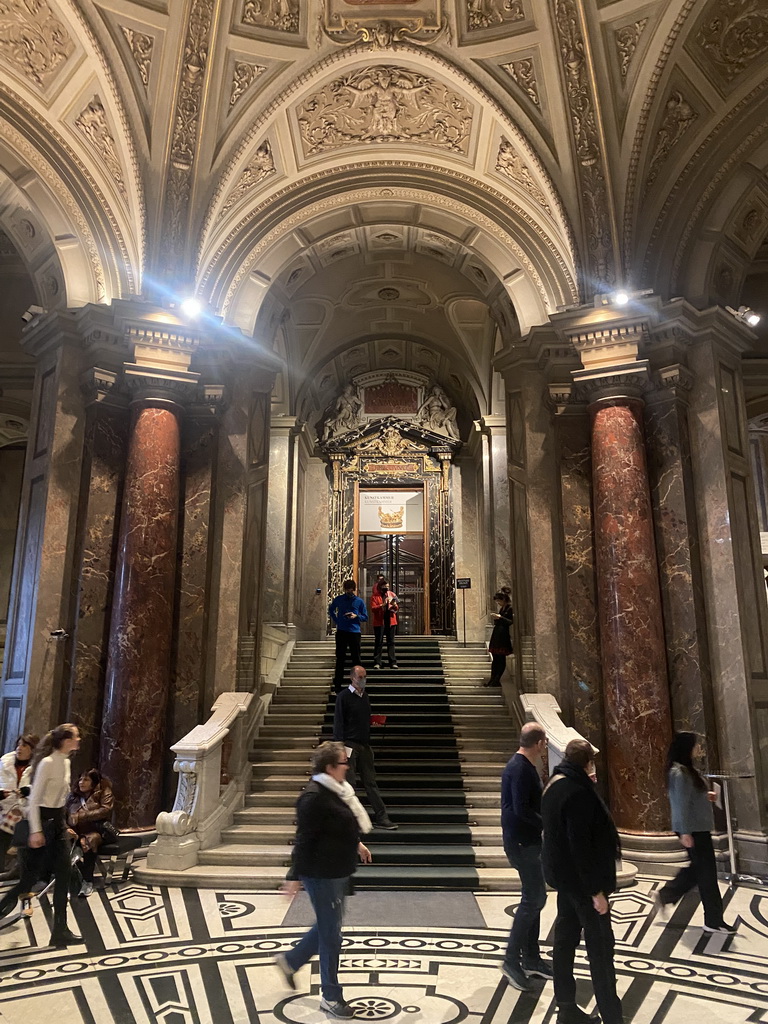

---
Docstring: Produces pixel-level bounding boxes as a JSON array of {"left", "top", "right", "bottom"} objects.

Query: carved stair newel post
[
  {"left": 570, "top": 318, "right": 673, "bottom": 832},
  {"left": 101, "top": 325, "right": 200, "bottom": 827}
]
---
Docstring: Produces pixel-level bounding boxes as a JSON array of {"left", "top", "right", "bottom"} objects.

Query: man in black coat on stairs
[
  {"left": 333, "top": 665, "right": 398, "bottom": 831},
  {"left": 542, "top": 738, "right": 624, "bottom": 1024}
]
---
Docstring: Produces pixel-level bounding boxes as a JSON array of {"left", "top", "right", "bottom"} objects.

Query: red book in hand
[{"left": 370, "top": 714, "right": 387, "bottom": 726}]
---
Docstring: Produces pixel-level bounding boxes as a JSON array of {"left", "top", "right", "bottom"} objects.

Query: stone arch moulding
[
  {"left": 0, "top": 100, "right": 141, "bottom": 306},
  {"left": 200, "top": 174, "right": 577, "bottom": 338}
]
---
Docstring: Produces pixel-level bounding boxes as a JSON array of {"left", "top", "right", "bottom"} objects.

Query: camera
[{"left": 49, "top": 628, "right": 68, "bottom": 639}]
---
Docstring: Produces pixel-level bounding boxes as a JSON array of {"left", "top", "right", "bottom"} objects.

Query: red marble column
[
  {"left": 590, "top": 396, "right": 672, "bottom": 831},
  {"left": 101, "top": 399, "right": 182, "bottom": 826}
]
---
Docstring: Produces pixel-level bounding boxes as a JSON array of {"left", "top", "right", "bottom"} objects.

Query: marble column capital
[
  {"left": 647, "top": 364, "right": 694, "bottom": 403},
  {"left": 80, "top": 366, "right": 127, "bottom": 410},
  {"left": 123, "top": 364, "right": 201, "bottom": 409},
  {"left": 572, "top": 360, "right": 651, "bottom": 408}
]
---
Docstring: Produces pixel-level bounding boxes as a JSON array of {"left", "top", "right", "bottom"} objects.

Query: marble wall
[{"left": 0, "top": 446, "right": 24, "bottom": 679}]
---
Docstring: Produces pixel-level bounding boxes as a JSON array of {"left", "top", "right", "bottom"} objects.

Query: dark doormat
[{"left": 281, "top": 889, "right": 486, "bottom": 928}]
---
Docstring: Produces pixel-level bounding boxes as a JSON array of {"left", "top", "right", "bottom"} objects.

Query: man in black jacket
[
  {"left": 333, "top": 665, "right": 397, "bottom": 830},
  {"left": 542, "top": 739, "right": 624, "bottom": 1024}
]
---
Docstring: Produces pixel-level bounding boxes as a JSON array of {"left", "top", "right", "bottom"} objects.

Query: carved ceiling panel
[
  {"left": 0, "top": 0, "right": 76, "bottom": 92},
  {"left": 321, "top": 0, "right": 445, "bottom": 45},
  {"left": 294, "top": 65, "right": 474, "bottom": 157},
  {"left": 457, "top": 0, "right": 536, "bottom": 44},
  {"left": 643, "top": 74, "right": 709, "bottom": 194},
  {"left": 234, "top": 0, "right": 306, "bottom": 44},
  {"left": 685, "top": 0, "right": 768, "bottom": 96}
]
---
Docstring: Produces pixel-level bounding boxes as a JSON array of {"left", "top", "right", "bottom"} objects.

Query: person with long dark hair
[
  {"left": 66, "top": 769, "right": 115, "bottom": 897},
  {"left": 0, "top": 733, "right": 38, "bottom": 872},
  {"left": 0, "top": 723, "right": 82, "bottom": 945},
  {"left": 486, "top": 586, "right": 514, "bottom": 687},
  {"left": 656, "top": 731, "right": 736, "bottom": 934}
]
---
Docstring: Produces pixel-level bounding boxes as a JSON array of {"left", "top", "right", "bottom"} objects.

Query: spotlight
[
  {"left": 180, "top": 297, "right": 202, "bottom": 318},
  {"left": 727, "top": 305, "right": 762, "bottom": 328},
  {"left": 613, "top": 291, "right": 629, "bottom": 306}
]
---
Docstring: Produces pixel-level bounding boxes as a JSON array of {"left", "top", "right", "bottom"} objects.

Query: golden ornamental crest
[{"left": 378, "top": 505, "right": 404, "bottom": 530}]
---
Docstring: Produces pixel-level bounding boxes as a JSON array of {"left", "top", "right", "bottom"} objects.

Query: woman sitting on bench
[{"left": 66, "top": 770, "right": 115, "bottom": 897}]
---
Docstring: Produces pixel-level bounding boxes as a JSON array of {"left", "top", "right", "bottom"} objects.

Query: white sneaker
[
  {"left": 274, "top": 952, "right": 296, "bottom": 989},
  {"left": 78, "top": 882, "right": 94, "bottom": 897},
  {"left": 703, "top": 920, "right": 737, "bottom": 934},
  {"left": 319, "top": 997, "right": 355, "bottom": 1018}
]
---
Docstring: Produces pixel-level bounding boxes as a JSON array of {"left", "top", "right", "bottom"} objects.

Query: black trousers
[
  {"left": 658, "top": 830, "right": 724, "bottom": 928},
  {"left": 334, "top": 631, "right": 361, "bottom": 689},
  {"left": 0, "top": 807, "right": 71, "bottom": 926},
  {"left": 553, "top": 890, "right": 623, "bottom": 1024},
  {"left": 347, "top": 743, "right": 389, "bottom": 824},
  {"left": 490, "top": 653, "right": 507, "bottom": 684},
  {"left": 373, "top": 623, "right": 397, "bottom": 666}
]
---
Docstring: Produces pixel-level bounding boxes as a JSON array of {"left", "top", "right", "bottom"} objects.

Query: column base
[
  {"left": 618, "top": 831, "right": 689, "bottom": 877},
  {"left": 735, "top": 830, "right": 768, "bottom": 879}
]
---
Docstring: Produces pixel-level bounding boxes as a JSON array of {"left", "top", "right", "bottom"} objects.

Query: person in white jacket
[
  {"left": 0, "top": 723, "right": 81, "bottom": 946},
  {"left": 0, "top": 734, "right": 37, "bottom": 871}
]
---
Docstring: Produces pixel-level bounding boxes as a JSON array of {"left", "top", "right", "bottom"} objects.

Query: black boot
[
  {"left": 556, "top": 1005, "right": 601, "bottom": 1024},
  {"left": 50, "top": 916, "right": 82, "bottom": 946}
]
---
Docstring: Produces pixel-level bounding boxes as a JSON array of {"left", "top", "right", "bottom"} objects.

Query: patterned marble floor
[{"left": 1, "top": 873, "right": 767, "bottom": 1023}]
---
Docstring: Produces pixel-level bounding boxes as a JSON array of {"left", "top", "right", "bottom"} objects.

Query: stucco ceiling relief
[
  {"left": 241, "top": 0, "right": 300, "bottom": 36},
  {"left": 644, "top": 80, "right": 702, "bottom": 191},
  {"left": 74, "top": 96, "right": 128, "bottom": 205},
  {"left": 495, "top": 137, "right": 552, "bottom": 213},
  {"left": 554, "top": 0, "right": 617, "bottom": 292},
  {"left": 687, "top": 0, "right": 768, "bottom": 94},
  {"left": 294, "top": 65, "right": 474, "bottom": 156},
  {"left": 119, "top": 25, "right": 153, "bottom": 91},
  {"left": 500, "top": 57, "right": 539, "bottom": 107},
  {"left": 614, "top": 18, "right": 648, "bottom": 80},
  {"left": 464, "top": 0, "right": 525, "bottom": 34},
  {"left": 219, "top": 139, "right": 276, "bottom": 216},
  {"left": 160, "top": 0, "right": 214, "bottom": 275},
  {"left": 0, "top": 0, "right": 74, "bottom": 90},
  {"left": 229, "top": 59, "right": 267, "bottom": 110}
]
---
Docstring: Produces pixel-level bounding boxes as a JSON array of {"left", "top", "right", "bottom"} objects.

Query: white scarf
[{"left": 312, "top": 773, "right": 372, "bottom": 834}]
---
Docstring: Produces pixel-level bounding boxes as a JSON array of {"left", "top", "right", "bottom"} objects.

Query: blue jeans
[
  {"left": 503, "top": 841, "right": 547, "bottom": 967},
  {"left": 285, "top": 876, "right": 348, "bottom": 1002}
]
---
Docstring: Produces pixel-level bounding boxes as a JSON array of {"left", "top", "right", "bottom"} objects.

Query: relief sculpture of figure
[
  {"left": 322, "top": 384, "right": 364, "bottom": 440},
  {"left": 415, "top": 384, "right": 459, "bottom": 440}
]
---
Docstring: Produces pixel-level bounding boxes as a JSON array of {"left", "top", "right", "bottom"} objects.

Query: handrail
[{"left": 519, "top": 692, "right": 600, "bottom": 772}]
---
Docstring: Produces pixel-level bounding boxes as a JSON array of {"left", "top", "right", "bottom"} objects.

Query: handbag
[
  {"left": 100, "top": 820, "right": 120, "bottom": 845},
  {"left": 12, "top": 818, "right": 56, "bottom": 848}
]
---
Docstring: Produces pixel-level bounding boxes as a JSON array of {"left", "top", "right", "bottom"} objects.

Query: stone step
[
  {"left": 198, "top": 843, "right": 514, "bottom": 869},
  {"left": 250, "top": 760, "right": 506, "bottom": 776},
  {"left": 245, "top": 789, "right": 500, "bottom": 808},
  {"left": 249, "top": 774, "right": 501, "bottom": 792},
  {"left": 219, "top": 823, "right": 506, "bottom": 846}
]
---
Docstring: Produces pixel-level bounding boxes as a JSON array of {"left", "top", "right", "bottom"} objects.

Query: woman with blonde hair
[{"left": 0, "top": 723, "right": 82, "bottom": 946}]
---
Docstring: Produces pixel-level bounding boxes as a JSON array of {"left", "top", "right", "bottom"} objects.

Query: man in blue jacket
[{"left": 329, "top": 579, "right": 368, "bottom": 693}]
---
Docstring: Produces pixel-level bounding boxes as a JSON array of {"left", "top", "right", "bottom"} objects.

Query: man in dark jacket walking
[
  {"left": 542, "top": 739, "right": 624, "bottom": 1024},
  {"left": 333, "top": 665, "right": 397, "bottom": 830},
  {"left": 329, "top": 580, "right": 368, "bottom": 693}
]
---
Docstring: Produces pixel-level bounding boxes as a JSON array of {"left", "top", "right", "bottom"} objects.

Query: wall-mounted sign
[
  {"left": 456, "top": 578, "right": 471, "bottom": 589},
  {"left": 362, "top": 460, "right": 420, "bottom": 476},
  {"left": 359, "top": 489, "right": 423, "bottom": 533}
]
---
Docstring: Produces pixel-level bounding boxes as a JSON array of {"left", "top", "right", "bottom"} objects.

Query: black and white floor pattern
[{"left": 1, "top": 874, "right": 767, "bottom": 1023}]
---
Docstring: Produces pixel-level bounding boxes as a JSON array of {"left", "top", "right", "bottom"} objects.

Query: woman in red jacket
[{"left": 370, "top": 579, "right": 399, "bottom": 670}]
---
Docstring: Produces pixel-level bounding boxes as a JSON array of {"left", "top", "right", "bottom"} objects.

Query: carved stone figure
[
  {"left": 242, "top": 0, "right": 299, "bottom": 33},
  {"left": 496, "top": 138, "right": 551, "bottom": 212},
  {"left": 467, "top": 0, "right": 525, "bottom": 31},
  {"left": 296, "top": 65, "right": 472, "bottom": 156},
  {"left": 0, "top": 0, "right": 74, "bottom": 87},
  {"left": 416, "top": 384, "right": 459, "bottom": 439},
  {"left": 322, "top": 384, "right": 365, "bottom": 440},
  {"left": 647, "top": 91, "right": 697, "bottom": 186},
  {"left": 221, "top": 140, "right": 275, "bottom": 214}
]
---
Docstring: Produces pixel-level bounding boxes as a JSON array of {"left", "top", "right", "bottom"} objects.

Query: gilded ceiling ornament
[
  {"left": 296, "top": 66, "right": 473, "bottom": 156},
  {"left": 496, "top": 138, "right": 551, "bottom": 213},
  {"left": 75, "top": 98, "right": 128, "bottom": 203},
  {"left": 0, "top": 0, "right": 74, "bottom": 88},
  {"left": 120, "top": 25, "right": 153, "bottom": 89},
  {"left": 695, "top": 0, "right": 768, "bottom": 84},
  {"left": 230, "top": 60, "right": 266, "bottom": 109},
  {"left": 646, "top": 90, "right": 697, "bottom": 187},
  {"left": 467, "top": 0, "right": 525, "bottom": 32},
  {"left": 160, "top": 0, "right": 214, "bottom": 267},
  {"left": 220, "top": 140, "right": 275, "bottom": 215},
  {"left": 553, "top": 0, "right": 616, "bottom": 291},
  {"left": 242, "top": 0, "right": 299, "bottom": 33},
  {"left": 322, "top": 16, "right": 448, "bottom": 48},
  {"left": 500, "top": 57, "right": 539, "bottom": 107},
  {"left": 615, "top": 19, "right": 647, "bottom": 79}
]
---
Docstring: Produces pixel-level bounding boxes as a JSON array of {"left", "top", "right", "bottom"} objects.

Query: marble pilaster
[
  {"left": 64, "top": 374, "right": 128, "bottom": 768},
  {"left": 262, "top": 416, "right": 302, "bottom": 627},
  {"left": 480, "top": 415, "right": 512, "bottom": 592},
  {"left": 688, "top": 324, "right": 768, "bottom": 857},
  {"left": 0, "top": 445, "right": 25, "bottom": 672},
  {"left": 0, "top": 313, "right": 90, "bottom": 750},
  {"left": 555, "top": 410, "right": 605, "bottom": 752},
  {"left": 589, "top": 391, "right": 672, "bottom": 831},
  {"left": 644, "top": 365, "right": 718, "bottom": 754}
]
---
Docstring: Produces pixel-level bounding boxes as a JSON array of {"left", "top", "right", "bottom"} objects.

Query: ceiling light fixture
[
  {"left": 613, "top": 291, "right": 629, "bottom": 306},
  {"left": 180, "top": 297, "right": 202, "bottom": 319},
  {"left": 727, "top": 305, "right": 762, "bottom": 328}
]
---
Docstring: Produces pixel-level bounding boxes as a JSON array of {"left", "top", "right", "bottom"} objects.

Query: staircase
[{"left": 164, "top": 635, "right": 523, "bottom": 889}]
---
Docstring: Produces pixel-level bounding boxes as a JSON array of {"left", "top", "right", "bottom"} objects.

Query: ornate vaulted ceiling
[{"left": 1, "top": 0, "right": 767, "bottom": 410}]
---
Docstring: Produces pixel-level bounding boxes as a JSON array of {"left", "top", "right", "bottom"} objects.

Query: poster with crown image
[{"left": 358, "top": 489, "right": 423, "bottom": 533}]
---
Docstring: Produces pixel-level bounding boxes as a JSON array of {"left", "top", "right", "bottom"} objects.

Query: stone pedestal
[{"left": 589, "top": 392, "right": 672, "bottom": 830}]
